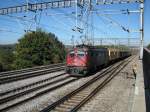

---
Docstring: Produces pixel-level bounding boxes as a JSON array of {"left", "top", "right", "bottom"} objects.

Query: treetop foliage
[{"left": 13, "top": 29, "right": 66, "bottom": 69}]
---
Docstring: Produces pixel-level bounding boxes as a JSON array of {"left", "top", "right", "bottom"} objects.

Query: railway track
[
  {"left": 40, "top": 56, "right": 134, "bottom": 112},
  {"left": 0, "top": 72, "right": 67, "bottom": 98},
  {"left": 0, "top": 65, "right": 65, "bottom": 84},
  {"left": 0, "top": 72, "right": 79, "bottom": 111},
  {"left": 0, "top": 63, "right": 65, "bottom": 78},
  {"left": 0, "top": 62, "right": 114, "bottom": 112},
  {"left": 0, "top": 56, "right": 134, "bottom": 112},
  {"left": 0, "top": 72, "right": 65, "bottom": 96}
]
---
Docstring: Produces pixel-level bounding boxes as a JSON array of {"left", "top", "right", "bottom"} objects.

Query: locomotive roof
[
  {"left": 67, "top": 44, "right": 130, "bottom": 53},
  {"left": 66, "top": 46, "right": 107, "bottom": 53},
  {"left": 76, "top": 44, "right": 107, "bottom": 50}
]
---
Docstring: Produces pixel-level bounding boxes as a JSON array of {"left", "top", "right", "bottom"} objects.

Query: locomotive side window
[
  {"left": 70, "top": 53, "right": 74, "bottom": 57},
  {"left": 69, "top": 51, "right": 74, "bottom": 57}
]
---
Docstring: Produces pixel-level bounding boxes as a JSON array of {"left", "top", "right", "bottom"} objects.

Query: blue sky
[{"left": 0, "top": 0, "right": 149, "bottom": 46}]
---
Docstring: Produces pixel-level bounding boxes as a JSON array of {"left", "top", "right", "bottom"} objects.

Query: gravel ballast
[
  {"left": 0, "top": 57, "right": 137, "bottom": 112},
  {"left": 78, "top": 57, "right": 137, "bottom": 112},
  {"left": 0, "top": 71, "right": 65, "bottom": 92}
]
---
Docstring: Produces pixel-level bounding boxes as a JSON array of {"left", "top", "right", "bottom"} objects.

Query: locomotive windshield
[
  {"left": 77, "top": 54, "right": 84, "bottom": 57},
  {"left": 69, "top": 51, "right": 85, "bottom": 57},
  {"left": 77, "top": 51, "right": 85, "bottom": 57}
]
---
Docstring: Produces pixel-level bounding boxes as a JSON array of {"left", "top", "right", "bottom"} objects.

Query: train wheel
[
  {"left": 83, "top": 71, "right": 87, "bottom": 75},
  {"left": 74, "top": 69, "right": 79, "bottom": 74},
  {"left": 94, "top": 66, "right": 97, "bottom": 71}
]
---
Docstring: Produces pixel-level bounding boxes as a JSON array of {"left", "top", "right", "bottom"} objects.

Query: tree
[
  {"left": 0, "top": 49, "right": 14, "bottom": 71},
  {"left": 0, "top": 63, "right": 3, "bottom": 72},
  {"left": 13, "top": 29, "right": 66, "bottom": 69}
]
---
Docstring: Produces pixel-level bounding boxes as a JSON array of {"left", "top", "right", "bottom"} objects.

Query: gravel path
[{"left": 78, "top": 57, "right": 137, "bottom": 112}]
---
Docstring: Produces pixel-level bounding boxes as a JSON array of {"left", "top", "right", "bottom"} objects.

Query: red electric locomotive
[{"left": 66, "top": 45, "right": 108, "bottom": 76}]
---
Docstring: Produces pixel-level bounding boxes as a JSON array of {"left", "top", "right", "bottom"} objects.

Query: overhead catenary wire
[
  {"left": 6, "top": 14, "right": 36, "bottom": 32},
  {"left": 64, "top": 11, "right": 107, "bottom": 35},
  {"left": 96, "top": 13, "right": 114, "bottom": 36},
  {"left": 0, "top": 0, "right": 142, "bottom": 48},
  {"left": 46, "top": 13, "right": 74, "bottom": 32},
  {"left": 0, "top": 28, "right": 22, "bottom": 34},
  {"left": 96, "top": 11, "right": 130, "bottom": 33}
]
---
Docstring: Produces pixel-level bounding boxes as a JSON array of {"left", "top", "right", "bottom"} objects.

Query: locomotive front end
[{"left": 66, "top": 48, "right": 88, "bottom": 76}]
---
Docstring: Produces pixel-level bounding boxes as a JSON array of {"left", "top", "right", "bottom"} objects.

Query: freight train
[{"left": 66, "top": 45, "right": 131, "bottom": 76}]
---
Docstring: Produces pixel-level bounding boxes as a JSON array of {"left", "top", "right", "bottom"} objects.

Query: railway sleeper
[
  {"left": 72, "top": 95, "right": 86, "bottom": 99},
  {"left": 55, "top": 107, "right": 71, "bottom": 112},
  {"left": 40, "top": 56, "right": 133, "bottom": 112},
  {"left": 70, "top": 97, "right": 84, "bottom": 101},
  {"left": 67, "top": 99, "right": 82, "bottom": 103},
  {"left": 58, "top": 104, "right": 75, "bottom": 109},
  {"left": 76, "top": 93, "right": 89, "bottom": 96},
  {"left": 64, "top": 102, "right": 78, "bottom": 106}
]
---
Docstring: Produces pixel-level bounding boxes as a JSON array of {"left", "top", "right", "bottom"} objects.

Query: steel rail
[
  {"left": 40, "top": 56, "right": 134, "bottom": 112},
  {"left": 0, "top": 66, "right": 65, "bottom": 80},
  {"left": 0, "top": 66, "right": 65, "bottom": 84},
  {"left": 70, "top": 56, "right": 134, "bottom": 112},
  {"left": 0, "top": 63, "right": 65, "bottom": 77},
  {"left": 0, "top": 57, "right": 130, "bottom": 112},
  {"left": 0, "top": 75, "right": 71, "bottom": 104},
  {"left": 0, "top": 77, "right": 79, "bottom": 112},
  {"left": 0, "top": 73, "right": 66, "bottom": 96}
]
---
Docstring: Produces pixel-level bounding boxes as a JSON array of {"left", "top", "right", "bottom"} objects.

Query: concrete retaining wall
[{"left": 143, "top": 48, "right": 150, "bottom": 112}]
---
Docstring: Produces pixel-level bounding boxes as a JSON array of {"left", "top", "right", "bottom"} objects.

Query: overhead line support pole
[{"left": 139, "top": 1, "right": 144, "bottom": 60}]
